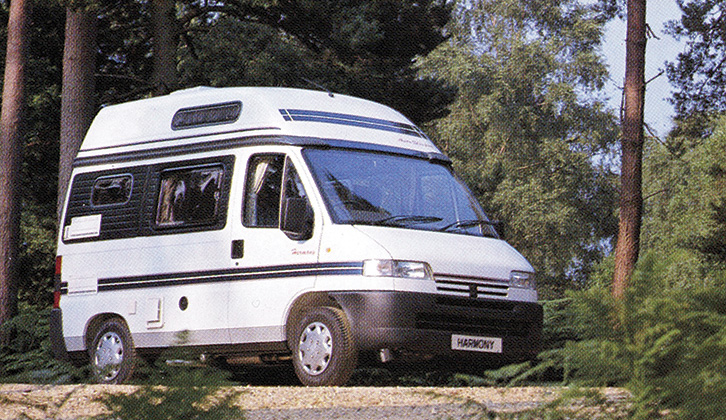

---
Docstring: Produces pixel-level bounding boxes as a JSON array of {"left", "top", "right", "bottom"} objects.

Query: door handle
[{"left": 231, "top": 240, "right": 244, "bottom": 259}]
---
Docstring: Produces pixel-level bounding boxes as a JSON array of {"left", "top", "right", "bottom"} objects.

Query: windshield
[{"left": 302, "top": 148, "right": 498, "bottom": 238}]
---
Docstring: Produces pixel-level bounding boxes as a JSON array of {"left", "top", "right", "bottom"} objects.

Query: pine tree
[
  {"left": 0, "top": 0, "right": 31, "bottom": 330},
  {"left": 613, "top": 0, "right": 647, "bottom": 299},
  {"left": 419, "top": 0, "right": 619, "bottom": 296}
]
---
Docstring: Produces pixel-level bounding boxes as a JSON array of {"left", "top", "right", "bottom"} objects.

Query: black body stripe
[{"left": 59, "top": 262, "right": 363, "bottom": 294}]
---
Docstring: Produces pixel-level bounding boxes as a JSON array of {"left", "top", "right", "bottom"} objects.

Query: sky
[{"left": 602, "top": 1, "right": 687, "bottom": 138}]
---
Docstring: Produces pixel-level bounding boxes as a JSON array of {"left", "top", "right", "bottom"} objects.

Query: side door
[
  {"left": 137, "top": 160, "right": 233, "bottom": 347},
  {"left": 228, "top": 151, "right": 322, "bottom": 345}
]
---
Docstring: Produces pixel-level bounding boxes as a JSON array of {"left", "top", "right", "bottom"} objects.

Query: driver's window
[
  {"left": 243, "top": 154, "right": 284, "bottom": 227},
  {"left": 282, "top": 158, "right": 308, "bottom": 203},
  {"left": 243, "top": 154, "right": 310, "bottom": 228}
]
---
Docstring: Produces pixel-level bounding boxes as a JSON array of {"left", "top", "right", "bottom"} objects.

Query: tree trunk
[
  {"left": 613, "top": 0, "right": 647, "bottom": 299},
  {"left": 0, "top": 0, "right": 31, "bottom": 327},
  {"left": 151, "top": 0, "right": 178, "bottom": 96},
  {"left": 58, "top": 7, "right": 98, "bottom": 223}
]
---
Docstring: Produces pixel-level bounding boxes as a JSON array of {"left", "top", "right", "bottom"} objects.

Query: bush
[
  {"left": 552, "top": 254, "right": 726, "bottom": 419},
  {"left": 0, "top": 306, "right": 85, "bottom": 383},
  {"left": 18, "top": 206, "right": 57, "bottom": 307},
  {"left": 93, "top": 331, "right": 245, "bottom": 420}
]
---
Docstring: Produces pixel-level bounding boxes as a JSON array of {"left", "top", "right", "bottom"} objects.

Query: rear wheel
[
  {"left": 90, "top": 318, "right": 136, "bottom": 384},
  {"left": 291, "top": 307, "right": 357, "bottom": 386}
]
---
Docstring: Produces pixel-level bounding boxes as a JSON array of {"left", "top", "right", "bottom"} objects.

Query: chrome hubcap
[
  {"left": 298, "top": 322, "right": 332, "bottom": 375},
  {"left": 94, "top": 331, "right": 124, "bottom": 380}
]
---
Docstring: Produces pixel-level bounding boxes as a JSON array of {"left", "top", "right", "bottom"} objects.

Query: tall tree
[
  {"left": 58, "top": 3, "right": 97, "bottom": 222},
  {"left": 666, "top": 0, "right": 726, "bottom": 120},
  {"left": 419, "top": 0, "right": 619, "bottom": 297},
  {"left": 641, "top": 116, "right": 726, "bottom": 287},
  {"left": 0, "top": 0, "right": 31, "bottom": 327},
  {"left": 612, "top": 0, "right": 647, "bottom": 299},
  {"left": 151, "top": 0, "right": 178, "bottom": 95}
]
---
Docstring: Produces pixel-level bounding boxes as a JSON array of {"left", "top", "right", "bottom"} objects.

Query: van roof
[{"left": 78, "top": 87, "right": 443, "bottom": 163}]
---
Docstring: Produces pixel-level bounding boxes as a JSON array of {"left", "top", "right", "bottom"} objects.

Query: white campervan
[{"left": 50, "top": 87, "right": 542, "bottom": 386}]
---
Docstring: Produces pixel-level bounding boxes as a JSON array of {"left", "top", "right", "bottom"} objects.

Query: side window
[
  {"left": 91, "top": 175, "right": 133, "bottom": 207},
  {"left": 243, "top": 154, "right": 285, "bottom": 227},
  {"left": 155, "top": 165, "right": 224, "bottom": 228},
  {"left": 243, "top": 154, "right": 311, "bottom": 229},
  {"left": 282, "top": 158, "right": 308, "bottom": 203}
]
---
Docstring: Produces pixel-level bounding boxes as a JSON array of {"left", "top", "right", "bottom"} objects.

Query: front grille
[
  {"left": 435, "top": 296, "right": 517, "bottom": 312},
  {"left": 434, "top": 273, "right": 509, "bottom": 299},
  {"left": 415, "top": 312, "right": 531, "bottom": 337}
]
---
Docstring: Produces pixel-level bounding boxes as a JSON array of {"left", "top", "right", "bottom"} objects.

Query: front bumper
[{"left": 331, "top": 291, "right": 542, "bottom": 363}]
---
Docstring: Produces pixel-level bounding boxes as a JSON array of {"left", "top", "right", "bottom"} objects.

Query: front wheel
[
  {"left": 90, "top": 318, "right": 136, "bottom": 384},
  {"left": 291, "top": 307, "right": 357, "bottom": 386}
]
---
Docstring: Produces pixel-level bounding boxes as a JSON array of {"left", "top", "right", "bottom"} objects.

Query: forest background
[{"left": 0, "top": 0, "right": 726, "bottom": 419}]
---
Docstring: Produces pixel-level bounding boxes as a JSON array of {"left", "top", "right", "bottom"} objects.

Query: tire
[
  {"left": 89, "top": 318, "right": 136, "bottom": 384},
  {"left": 291, "top": 307, "right": 357, "bottom": 386}
]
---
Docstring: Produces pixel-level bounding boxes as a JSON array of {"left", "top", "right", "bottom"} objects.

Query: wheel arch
[
  {"left": 84, "top": 312, "right": 129, "bottom": 352},
  {"left": 284, "top": 292, "right": 343, "bottom": 346}
]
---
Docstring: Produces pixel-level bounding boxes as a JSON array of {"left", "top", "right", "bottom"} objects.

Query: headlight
[
  {"left": 363, "top": 260, "right": 433, "bottom": 280},
  {"left": 510, "top": 271, "right": 536, "bottom": 289}
]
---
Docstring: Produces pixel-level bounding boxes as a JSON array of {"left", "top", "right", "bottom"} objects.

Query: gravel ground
[{"left": 0, "top": 384, "right": 631, "bottom": 419}]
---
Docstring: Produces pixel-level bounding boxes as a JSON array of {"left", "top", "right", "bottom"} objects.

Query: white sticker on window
[{"left": 64, "top": 214, "right": 102, "bottom": 240}]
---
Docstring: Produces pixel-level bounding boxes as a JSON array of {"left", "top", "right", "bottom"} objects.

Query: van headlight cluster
[
  {"left": 509, "top": 271, "right": 536, "bottom": 289},
  {"left": 363, "top": 260, "right": 433, "bottom": 281}
]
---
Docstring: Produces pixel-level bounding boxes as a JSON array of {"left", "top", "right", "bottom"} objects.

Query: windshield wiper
[
  {"left": 373, "top": 215, "right": 442, "bottom": 227},
  {"left": 441, "top": 219, "right": 500, "bottom": 237}
]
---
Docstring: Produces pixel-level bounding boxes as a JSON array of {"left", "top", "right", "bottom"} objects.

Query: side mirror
[
  {"left": 281, "top": 197, "right": 313, "bottom": 241},
  {"left": 489, "top": 220, "right": 504, "bottom": 240}
]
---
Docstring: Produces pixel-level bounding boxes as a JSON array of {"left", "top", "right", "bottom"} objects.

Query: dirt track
[{"left": 0, "top": 384, "right": 631, "bottom": 419}]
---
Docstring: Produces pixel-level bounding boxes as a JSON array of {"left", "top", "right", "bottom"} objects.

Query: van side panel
[{"left": 59, "top": 155, "right": 236, "bottom": 354}]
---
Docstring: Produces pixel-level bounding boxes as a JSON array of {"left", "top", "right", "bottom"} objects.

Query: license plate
[{"left": 451, "top": 334, "right": 502, "bottom": 353}]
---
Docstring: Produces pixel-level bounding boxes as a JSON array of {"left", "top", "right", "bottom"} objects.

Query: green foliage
[
  {"left": 665, "top": 0, "right": 726, "bottom": 119},
  {"left": 418, "top": 0, "right": 619, "bottom": 295},
  {"left": 18, "top": 206, "right": 57, "bottom": 307},
  {"left": 547, "top": 254, "right": 726, "bottom": 419},
  {"left": 94, "top": 332, "right": 245, "bottom": 420},
  {"left": 95, "top": 0, "right": 455, "bottom": 123},
  {"left": 25, "top": 1, "right": 63, "bottom": 209},
  {"left": 542, "top": 299, "right": 579, "bottom": 350},
  {"left": 642, "top": 116, "right": 726, "bottom": 288},
  {"left": 178, "top": 18, "right": 326, "bottom": 90},
  {"left": 94, "top": 382, "right": 244, "bottom": 420},
  {"left": 0, "top": 306, "right": 85, "bottom": 384}
]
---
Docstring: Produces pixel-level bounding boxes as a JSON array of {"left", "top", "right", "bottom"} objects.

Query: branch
[
  {"left": 643, "top": 188, "right": 668, "bottom": 201},
  {"left": 645, "top": 70, "right": 664, "bottom": 85},
  {"left": 695, "top": 53, "right": 726, "bottom": 99},
  {"left": 643, "top": 121, "right": 665, "bottom": 147},
  {"left": 645, "top": 23, "right": 660, "bottom": 40}
]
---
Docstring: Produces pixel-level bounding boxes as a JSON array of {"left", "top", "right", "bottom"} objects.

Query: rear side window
[
  {"left": 156, "top": 165, "right": 224, "bottom": 228},
  {"left": 91, "top": 175, "right": 133, "bottom": 206}
]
